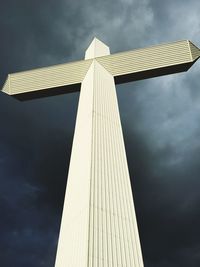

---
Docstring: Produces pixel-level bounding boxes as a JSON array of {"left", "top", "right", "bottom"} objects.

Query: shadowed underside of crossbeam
[{"left": 1, "top": 40, "right": 200, "bottom": 100}]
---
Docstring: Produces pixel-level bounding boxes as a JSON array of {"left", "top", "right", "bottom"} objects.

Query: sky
[{"left": 0, "top": 0, "right": 200, "bottom": 266}]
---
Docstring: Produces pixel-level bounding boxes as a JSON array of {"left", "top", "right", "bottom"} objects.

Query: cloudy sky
[{"left": 0, "top": 0, "right": 200, "bottom": 266}]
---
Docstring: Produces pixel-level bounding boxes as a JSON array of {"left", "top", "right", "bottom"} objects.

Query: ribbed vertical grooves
[{"left": 88, "top": 60, "right": 144, "bottom": 266}]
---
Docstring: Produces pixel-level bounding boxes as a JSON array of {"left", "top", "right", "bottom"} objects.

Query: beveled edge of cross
[{"left": 1, "top": 37, "right": 200, "bottom": 101}]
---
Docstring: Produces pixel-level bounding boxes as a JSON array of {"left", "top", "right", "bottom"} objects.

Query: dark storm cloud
[
  {"left": 0, "top": 0, "right": 200, "bottom": 266},
  {"left": 0, "top": 0, "right": 155, "bottom": 81}
]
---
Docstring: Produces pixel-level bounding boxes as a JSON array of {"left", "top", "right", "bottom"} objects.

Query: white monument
[{"left": 2, "top": 38, "right": 200, "bottom": 267}]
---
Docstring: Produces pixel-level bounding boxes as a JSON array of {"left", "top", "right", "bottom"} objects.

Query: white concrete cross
[{"left": 2, "top": 38, "right": 200, "bottom": 267}]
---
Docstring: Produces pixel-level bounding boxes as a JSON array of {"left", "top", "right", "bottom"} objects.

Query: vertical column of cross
[{"left": 55, "top": 38, "right": 144, "bottom": 267}]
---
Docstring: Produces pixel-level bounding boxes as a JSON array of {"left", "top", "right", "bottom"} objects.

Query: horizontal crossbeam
[
  {"left": 1, "top": 40, "right": 200, "bottom": 100},
  {"left": 2, "top": 59, "right": 93, "bottom": 100},
  {"left": 98, "top": 40, "right": 200, "bottom": 84}
]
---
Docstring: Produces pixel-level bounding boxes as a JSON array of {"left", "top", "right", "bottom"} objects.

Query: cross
[{"left": 2, "top": 38, "right": 200, "bottom": 267}]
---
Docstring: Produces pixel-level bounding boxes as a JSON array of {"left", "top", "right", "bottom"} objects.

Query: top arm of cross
[{"left": 1, "top": 39, "right": 200, "bottom": 100}]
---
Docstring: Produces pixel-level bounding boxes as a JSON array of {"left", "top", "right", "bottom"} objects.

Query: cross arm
[
  {"left": 1, "top": 40, "right": 199, "bottom": 100},
  {"left": 1, "top": 59, "right": 92, "bottom": 100},
  {"left": 97, "top": 40, "right": 200, "bottom": 84}
]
